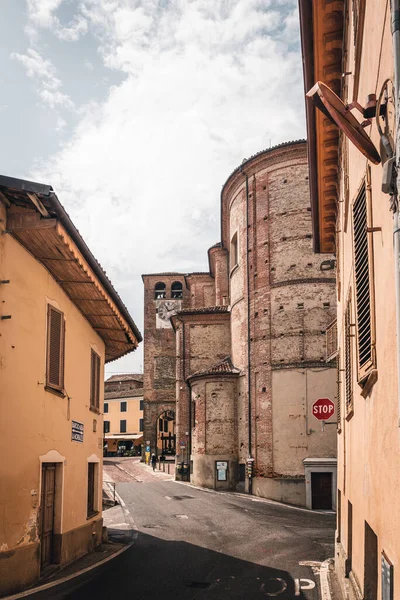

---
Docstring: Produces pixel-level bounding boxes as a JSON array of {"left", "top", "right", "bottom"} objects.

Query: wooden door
[
  {"left": 311, "top": 472, "right": 332, "bottom": 509},
  {"left": 40, "top": 463, "right": 56, "bottom": 568},
  {"left": 364, "top": 521, "right": 378, "bottom": 600}
]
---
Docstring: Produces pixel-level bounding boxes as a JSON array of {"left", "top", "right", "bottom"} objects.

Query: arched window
[
  {"left": 171, "top": 281, "right": 183, "bottom": 299},
  {"left": 154, "top": 282, "right": 166, "bottom": 299}
]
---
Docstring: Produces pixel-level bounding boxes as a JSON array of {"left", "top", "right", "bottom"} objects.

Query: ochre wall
[
  {"left": 0, "top": 211, "right": 104, "bottom": 594},
  {"left": 334, "top": 3, "right": 399, "bottom": 599}
]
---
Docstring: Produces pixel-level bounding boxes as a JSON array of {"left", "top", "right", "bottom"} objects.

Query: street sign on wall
[{"left": 312, "top": 398, "right": 334, "bottom": 421}]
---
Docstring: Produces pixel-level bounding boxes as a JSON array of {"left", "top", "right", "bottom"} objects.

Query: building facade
[
  {"left": 144, "top": 140, "right": 338, "bottom": 507},
  {"left": 299, "top": 0, "right": 399, "bottom": 598},
  {"left": 0, "top": 176, "right": 141, "bottom": 596},
  {"left": 104, "top": 374, "right": 144, "bottom": 456}
]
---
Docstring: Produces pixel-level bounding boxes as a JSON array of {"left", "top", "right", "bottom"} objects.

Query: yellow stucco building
[
  {"left": 299, "top": 1, "right": 399, "bottom": 598},
  {"left": 103, "top": 374, "right": 144, "bottom": 456},
  {"left": 0, "top": 175, "right": 141, "bottom": 596}
]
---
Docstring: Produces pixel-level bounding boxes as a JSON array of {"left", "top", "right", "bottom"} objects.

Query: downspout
[
  {"left": 391, "top": 0, "right": 400, "bottom": 425},
  {"left": 242, "top": 169, "right": 253, "bottom": 494}
]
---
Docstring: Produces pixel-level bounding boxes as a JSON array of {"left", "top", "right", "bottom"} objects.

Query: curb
[
  {"left": 173, "top": 479, "right": 335, "bottom": 515},
  {"left": 4, "top": 491, "right": 137, "bottom": 600},
  {"left": 2, "top": 542, "right": 133, "bottom": 600}
]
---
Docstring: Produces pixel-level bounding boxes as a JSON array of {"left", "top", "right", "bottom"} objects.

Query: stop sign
[{"left": 312, "top": 398, "right": 335, "bottom": 421}]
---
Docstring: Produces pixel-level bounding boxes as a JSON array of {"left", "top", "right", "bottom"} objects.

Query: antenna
[{"left": 306, "top": 81, "right": 381, "bottom": 164}]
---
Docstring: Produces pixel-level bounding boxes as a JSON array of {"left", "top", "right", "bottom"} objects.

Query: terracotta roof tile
[
  {"left": 105, "top": 373, "right": 143, "bottom": 383},
  {"left": 188, "top": 356, "right": 240, "bottom": 380}
]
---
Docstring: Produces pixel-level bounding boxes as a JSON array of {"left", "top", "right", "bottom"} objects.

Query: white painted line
[
  {"left": 319, "top": 558, "right": 332, "bottom": 600},
  {"left": 175, "top": 514, "right": 188, "bottom": 519},
  {"left": 294, "top": 579, "right": 301, "bottom": 596},
  {"left": 165, "top": 496, "right": 172, "bottom": 500},
  {"left": 299, "top": 579, "right": 316, "bottom": 591}
]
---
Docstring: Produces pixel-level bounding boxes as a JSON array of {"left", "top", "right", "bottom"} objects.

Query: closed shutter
[
  {"left": 46, "top": 305, "right": 65, "bottom": 392},
  {"left": 90, "top": 350, "right": 101, "bottom": 410},
  {"left": 345, "top": 297, "right": 353, "bottom": 415},
  {"left": 353, "top": 173, "right": 375, "bottom": 380},
  {"left": 337, "top": 350, "right": 342, "bottom": 433}
]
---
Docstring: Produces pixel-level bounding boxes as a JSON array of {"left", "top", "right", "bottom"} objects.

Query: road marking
[
  {"left": 294, "top": 579, "right": 300, "bottom": 596},
  {"left": 298, "top": 558, "right": 332, "bottom": 600},
  {"left": 260, "top": 578, "right": 287, "bottom": 596},
  {"left": 174, "top": 514, "right": 188, "bottom": 519},
  {"left": 165, "top": 496, "right": 172, "bottom": 500}
]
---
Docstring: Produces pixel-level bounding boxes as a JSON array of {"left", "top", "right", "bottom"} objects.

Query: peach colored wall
[
  {"left": 0, "top": 213, "right": 104, "bottom": 558},
  {"left": 335, "top": 4, "right": 399, "bottom": 599},
  {"left": 105, "top": 397, "right": 143, "bottom": 435}
]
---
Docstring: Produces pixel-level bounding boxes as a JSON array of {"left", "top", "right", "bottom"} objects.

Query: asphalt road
[{"left": 63, "top": 474, "right": 335, "bottom": 600}]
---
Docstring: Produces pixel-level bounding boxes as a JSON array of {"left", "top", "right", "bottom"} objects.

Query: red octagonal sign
[{"left": 312, "top": 398, "right": 335, "bottom": 421}]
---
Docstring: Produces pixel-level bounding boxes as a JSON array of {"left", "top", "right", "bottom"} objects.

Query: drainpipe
[
  {"left": 391, "top": 0, "right": 400, "bottom": 425},
  {"left": 241, "top": 169, "right": 253, "bottom": 494}
]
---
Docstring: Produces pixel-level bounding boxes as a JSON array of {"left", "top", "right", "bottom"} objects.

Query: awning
[{"left": 105, "top": 434, "right": 143, "bottom": 441}]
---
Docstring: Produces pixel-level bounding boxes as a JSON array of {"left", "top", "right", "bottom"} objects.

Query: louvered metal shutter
[
  {"left": 337, "top": 351, "right": 341, "bottom": 433},
  {"left": 353, "top": 178, "right": 375, "bottom": 379},
  {"left": 46, "top": 305, "right": 65, "bottom": 391},
  {"left": 90, "top": 350, "right": 101, "bottom": 410},
  {"left": 345, "top": 298, "right": 353, "bottom": 414}
]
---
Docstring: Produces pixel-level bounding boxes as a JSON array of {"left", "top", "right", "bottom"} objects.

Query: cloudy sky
[{"left": 1, "top": 0, "right": 306, "bottom": 376}]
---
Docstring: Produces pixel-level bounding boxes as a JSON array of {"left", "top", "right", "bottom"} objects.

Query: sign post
[{"left": 312, "top": 398, "right": 335, "bottom": 421}]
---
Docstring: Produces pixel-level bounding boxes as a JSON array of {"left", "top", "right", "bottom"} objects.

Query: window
[
  {"left": 140, "top": 399, "right": 144, "bottom": 411},
  {"left": 104, "top": 420, "right": 110, "bottom": 434},
  {"left": 120, "top": 420, "right": 126, "bottom": 433},
  {"left": 159, "top": 418, "right": 163, "bottom": 432},
  {"left": 46, "top": 305, "right": 65, "bottom": 393},
  {"left": 120, "top": 401, "right": 127, "bottom": 412},
  {"left": 164, "top": 420, "right": 168, "bottom": 433},
  {"left": 154, "top": 282, "right": 166, "bottom": 299},
  {"left": 87, "top": 462, "right": 98, "bottom": 518},
  {"left": 104, "top": 403, "right": 108, "bottom": 413},
  {"left": 337, "top": 352, "right": 342, "bottom": 434},
  {"left": 139, "top": 418, "right": 143, "bottom": 432},
  {"left": 353, "top": 174, "right": 376, "bottom": 381},
  {"left": 171, "top": 281, "right": 183, "bottom": 299},
  {"left": 90, "top": 350, "right": 101, "bottom": 411},
  {"left": 230, "top": 232, "right": 238, "bottom": 271},
  {"left": 345, "top": 296, "right": 353, "bottom": 416}
]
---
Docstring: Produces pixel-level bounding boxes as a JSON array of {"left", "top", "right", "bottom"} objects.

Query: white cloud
[
  {"left": 26, "top": 0, "right": 88, "bottom": 42},
  {"left": 11, "top": 48, "right": 73, "bottom": 109},
  {"left": 29, "top": 0, "right": 305, "bottom": 373}
]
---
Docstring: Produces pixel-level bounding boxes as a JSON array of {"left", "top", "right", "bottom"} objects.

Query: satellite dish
[{"left": 306, "top": 81, "right": 381, "bottom": 165}]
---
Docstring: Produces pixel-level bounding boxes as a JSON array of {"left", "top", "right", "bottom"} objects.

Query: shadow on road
[{"left": 60, "top": 531, "right": 307, "bottom": 600}]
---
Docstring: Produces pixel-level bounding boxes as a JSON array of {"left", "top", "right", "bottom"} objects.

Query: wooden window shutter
[
  {"left": 90, "top": 350, "right": 101, "bottom": 410},
  {"left": 46, "top": 305, "right": 65, "bottom": 392},
  {"left": 352, "top": 171, "right": 376, "bottom": 380}
]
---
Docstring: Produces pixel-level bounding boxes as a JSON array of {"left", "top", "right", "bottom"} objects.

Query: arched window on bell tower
[
  {"left": 154, "top": 282, "right": 166, "bottom": 299},
  {"left": 171, "top": 281, "right": 183, "bottom": 299}
]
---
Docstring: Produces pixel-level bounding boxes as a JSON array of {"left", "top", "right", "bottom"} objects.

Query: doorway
[
  {"left": 40, "top": 463, "right": 56, "bottom": 568},
  {"left": 311, "top": 472, "right": 332, "bottom": 509},
  {"left": 364, "top": 521, "right": 378, "bottom": 600}
]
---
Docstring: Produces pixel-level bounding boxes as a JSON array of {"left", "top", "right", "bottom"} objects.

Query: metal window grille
[{"left": 326, "top": 319, "right": 338, "bottom": 361}]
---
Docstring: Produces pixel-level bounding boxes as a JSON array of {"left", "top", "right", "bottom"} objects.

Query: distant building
[
  {"left": 299, "top": 0, "right": 399, "bottom": 597},
  {"left": 143, "top": 140, "right": 338, "bottom": 508},
  {"left": 141, "top": 274, "right": 189, "bottom": 459},
  {"left": 0, "top": 175, "right": 141, "bottom": 596},
  {"left": 103, "top": 374, "right": 144, "bottom": 456}
]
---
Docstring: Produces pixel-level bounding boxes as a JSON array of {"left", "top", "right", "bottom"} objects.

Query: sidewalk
[{"left": 4, "top": 501, "right": 135, "bottom": 600}]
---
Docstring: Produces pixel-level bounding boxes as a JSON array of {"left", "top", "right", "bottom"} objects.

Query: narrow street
[{"left": 68, "top": 459, "right": 335, "bottom": 600}]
